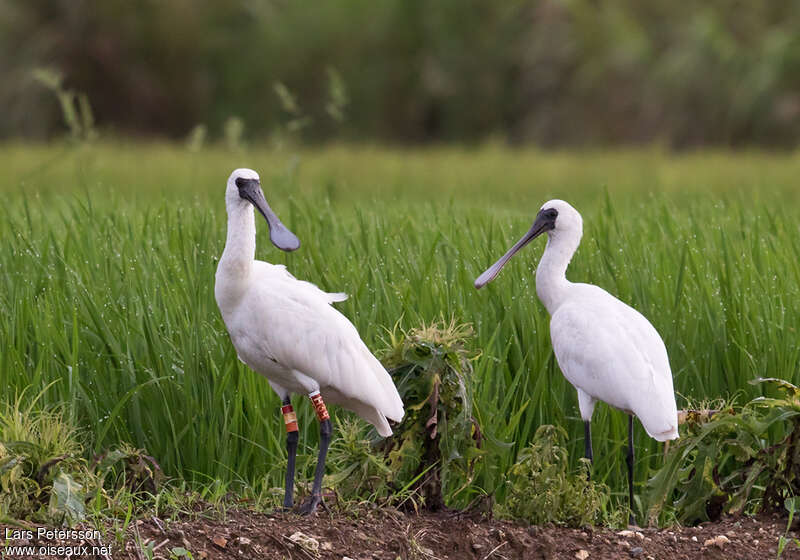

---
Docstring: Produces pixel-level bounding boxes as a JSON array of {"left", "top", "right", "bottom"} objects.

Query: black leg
[
  {"left": 281, "top": 396, "right": 299, "bottom": 510},
  {"left": 300, "top": 391, "right": 333, "bottom": 515},
  {"left": 584, "top": 420, "right": 593, "bottom": 463},
  {"left": 626, "top": 414, "right": 635, "bottom": 525},
  {"left": 300, "top": 418, "right": 332, "bottom": 515}
]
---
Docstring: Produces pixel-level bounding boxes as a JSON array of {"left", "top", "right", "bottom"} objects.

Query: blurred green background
[{"left": 3, "top": 0, "right": 800, "bottom": 148}]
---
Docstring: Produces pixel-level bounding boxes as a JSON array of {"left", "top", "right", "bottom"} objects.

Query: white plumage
[
  {"left": 475, "top": 199, "right": 678, "bottom": 522},
  {"left": 549, "top": 287, "right": 678, "bottom": 441},
  {"left": 214, "top": 168, "right": 403, "bottom": 436},
  {"left": 217, "top": 260, "right": 404, "bottom": 436},
  {"left": 214, "top": 168, "right": 403, "bottom": 513}
]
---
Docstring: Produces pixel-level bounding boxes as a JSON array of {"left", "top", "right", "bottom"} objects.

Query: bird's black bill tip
[
  {"left": 474, "top": 227, "right": 539, "bottom": 289},
  {"left": 261, "top": 204, "right": 300, "bottom": 252},
  {"left": 474, "top": 268, "right": 498, "bottom": 290},
  {"left": 269, "top": 226, "right": 301, "bottom": 252}
]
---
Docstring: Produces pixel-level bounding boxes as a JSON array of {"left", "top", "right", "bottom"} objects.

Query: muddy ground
[{"left": 3, "top": 506, "right": 799, "bottom": 560}]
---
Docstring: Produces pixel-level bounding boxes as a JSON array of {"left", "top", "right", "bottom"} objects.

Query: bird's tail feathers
[
  {"left": 639, "top": 412, "right": 679, "bottom": 441},
  {"left": 327, "top": 292, "right": 348, "bottom": 303},
  {"left": 371, "top": 411, "right": 394, "bottom": 438},
  {"left": 648, "top": 425, "right": 679, "bottom": 441},
  {"left": 343, "top": 400, "right": 394, "bottom": 437},
  {"left": 362, "top": 349, "right": 404, "bottom": 423},
  {"left": 636, "top": 388, "right": 679, "bottom": 441}
]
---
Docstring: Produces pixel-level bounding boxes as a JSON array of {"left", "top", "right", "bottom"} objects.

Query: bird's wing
[
  {"left": 254, "top": 262, "right": 348, "bottom": 304},
  {"left": 550, "top": 290, "right": 678, "bottom": 440},
  {"left": 233, "top": 264, "right": 404, "bottom": 426}
]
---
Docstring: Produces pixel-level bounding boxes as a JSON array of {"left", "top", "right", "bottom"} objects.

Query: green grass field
[{"left": 1, "top": 143, "right": 799, "bottom": 512}]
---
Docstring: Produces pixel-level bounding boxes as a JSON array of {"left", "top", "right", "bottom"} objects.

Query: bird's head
[
  {"left": 534, "top": 199, "right": 583, "bottom": 241},
  {"left": 226, "top": 168, "right": 300, "bottom": 252},
  {"left": 474, "top": 199, "right": 582, "bottom": 289}
]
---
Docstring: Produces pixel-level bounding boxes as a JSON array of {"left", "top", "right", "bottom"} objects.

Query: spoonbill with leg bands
[{"left": 215, "top": 168, "right": 405, "bottom": 514}]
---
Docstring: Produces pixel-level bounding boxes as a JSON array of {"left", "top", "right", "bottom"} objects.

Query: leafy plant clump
[
  {"left": 326, "top": 417, "right": 395, "bottom": 504},
  {"left": 0, "top": 392, "right": 162, "bottom": 525},
  {"left": 381, "top": 319, "right": 484, "bottom": 511},
  {"left": 495, "top": 424, "right": 614, "bottom": 527},
  {"left": 645, "top": 378, "right": 800, "bottom": 525},
  {"left": 327, "top": 319, "right": 483, "bottom": 510},
  {"left": 0, "top": 396, "right": 87, "bottom": 524}
]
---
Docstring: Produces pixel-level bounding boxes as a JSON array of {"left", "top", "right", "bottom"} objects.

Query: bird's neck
[
  {"left": 536, "top": 230, "right": 580, "bottom": 314},
  {"left": 219, "top": 203, "right": 256, "bottom": 280}
]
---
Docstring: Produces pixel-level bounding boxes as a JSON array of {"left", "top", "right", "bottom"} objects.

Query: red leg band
[
  {"left": 309, "top": 391, "right": 330, "bottom": 422},
  {"left": 281, "top": 404, "right": 298, "bottom": 432}
]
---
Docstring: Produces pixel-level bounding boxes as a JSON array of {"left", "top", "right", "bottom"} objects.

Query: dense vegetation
[
  {"left": 1, "top": 143, "right": 799, "bottom": 523},
  {"left": 3, "top": 1, "right": 800, "bottom": 146}
]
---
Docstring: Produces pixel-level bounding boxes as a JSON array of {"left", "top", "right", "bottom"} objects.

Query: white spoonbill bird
[
  {"left": 475, "top": 200, "right": 678, "bottom": 523},
  {"left": 215, "top": 168, "right": 404, "bottom": 514}
]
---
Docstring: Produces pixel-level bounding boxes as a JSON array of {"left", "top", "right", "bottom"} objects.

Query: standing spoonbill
[
  {"left": 215, "top": 168, "right": 404, "bottom": 514},
  {"left": 474, "top": 200, "right": 678, "bottom": 523}
]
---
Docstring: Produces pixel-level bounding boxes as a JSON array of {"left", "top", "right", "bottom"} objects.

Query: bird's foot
[
  {"left": 268, "top": 504, "right": 293, "bottom": 516},
  {"left": 298, "top": 493, "right": 327, "bottom": 515}
]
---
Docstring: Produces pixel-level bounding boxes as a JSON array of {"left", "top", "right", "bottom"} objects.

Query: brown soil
[{"left": 3, "top": 507, "right": 799, "bottom": 559}]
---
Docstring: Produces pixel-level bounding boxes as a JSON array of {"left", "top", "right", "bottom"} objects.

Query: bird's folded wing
[
  {"left": 242, "top": 270, "right": 403, "bottom": 421},
  {"left": 255, "top": 261, "right": 348, "bottom": 304},
  {"left": 550, "top": 298, "right": 677, "bottom": 438}
]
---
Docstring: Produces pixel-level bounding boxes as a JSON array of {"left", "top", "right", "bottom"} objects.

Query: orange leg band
[
  {"left": 281, "top": 404, "right": 298, "bottom": 432},
  {"left": 309, "top": 391, "right": 330, "bottom": 422}
]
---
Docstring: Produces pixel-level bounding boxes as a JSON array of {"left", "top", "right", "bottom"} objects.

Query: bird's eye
[
  {"left": 547, "top": 209, "right": 558, "bottom": 219},
  {"left": 235, "top": 177, "right": 247, "bottom": 189}
]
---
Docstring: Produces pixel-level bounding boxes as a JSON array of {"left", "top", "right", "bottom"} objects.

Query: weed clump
[
  {"left": 326, "top": 319, "right": 483, "bottom": 510},
  {"left": 0, "top": 394, "right": 89, "bottom": 523},
  {"left": 496, "top": 424, "right": 612, "bottom": 527},
  {"left": 381, "top": 319, "right": 483, "bottom": 511},
  {"left": 326, "top": 418, "right": 395, "bottom": 504},
  {"left": 0, "top": 392, "right": 161, "bottom": 525},
  {"left": 645, "top": 378, "right": 800, "bottom": 525}
]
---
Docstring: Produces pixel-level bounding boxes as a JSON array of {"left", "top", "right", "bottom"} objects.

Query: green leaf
[{"left": 48, "top": 472, "right": 85, "bottom": 523}]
